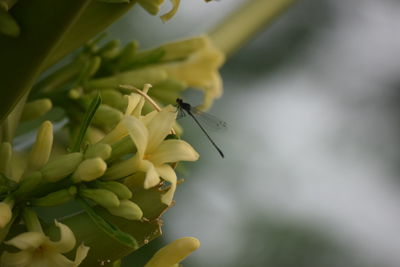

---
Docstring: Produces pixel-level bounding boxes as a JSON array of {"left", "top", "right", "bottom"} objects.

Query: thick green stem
[
  {"left": 208, "top": 0, "right": 297, "bottom": 57},
  {"left": 23, "top": 207, "right": 43, "bottom": 233}
]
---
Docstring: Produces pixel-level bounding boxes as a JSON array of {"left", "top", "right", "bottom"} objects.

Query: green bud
[
  {"left": 0, "top": 197, "right": 14, "bottom": 228},
  {"left": 114, "top": 41, "right": 138, "bottom": 71},
  {"left": 41, "top": 153, "right": 83, "bottom": 182},
  {"left": 108, "top": 136, "right": 135, "bottom": 163},
  {"left": 14, "top": 171, "right": 42, "bottom": 197},
  {"left": 80, "top": 188, "right": 120, "bottom": 208},
  {"left": 86, "top": 56, "right": 102, "bottom": 78},
  {"left": 31, "top": 186, "right": 77, "bottom": 206},
  {"left": 94, "top": 181, "right": 132, "bottom": 199},
  {"left": 0, "top": 142, "right": 12, "bottom": 178},
  {"left": 68, "top": 88, "right": 82, "bottom": 99},
  {"left": 85, "top": 143, "right": 112, "bottom": 160},
  {"left": 106, "top": 199, "right": 142, "bottom": 221},
  {"left": 98, "top": 40, "right": 120, "bottom": 59},
  {"left": 0, "top": 7, "right": 20, "bottom": 37},
  {"left": 150, "top": 79, "right": 187, "bottom": 104},
  {"left": 27, "top": 121, "right": 53, "bottom": 172},
  {"left": 84, "top": 68, "right": 167, "bottom": 90},
  {"left": 72, "top": 157, "right": 107, "bottom": 182},
  {"left": 21, "top": 98, "right": 53, "bottom": 121},
  {"left": 99, "top": 90, "right": 127, "bottom": 111},
  {"left": 92, "top": 104, "right": 123, "bottom": 132},
  {"left": 86, "top": 126, "right": 106, "bottom": 144}
]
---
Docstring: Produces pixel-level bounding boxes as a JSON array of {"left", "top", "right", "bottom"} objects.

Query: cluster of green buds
[
  {"left": 0, "top": 81, "right": 202, "bottom": 265},
  {"left": 31, "top": 34, "right": 224, "bottom": 123},
  {"left": 0, "top": 0, "right": 226, "bottom": 265}
]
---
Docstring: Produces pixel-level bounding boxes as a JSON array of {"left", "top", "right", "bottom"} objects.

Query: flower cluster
[
  {"left": 0, "top": 83, "right": 200, "bottom": 266},
  {"left": 0, "top": 6, "right": 224, "bottom": 264}
]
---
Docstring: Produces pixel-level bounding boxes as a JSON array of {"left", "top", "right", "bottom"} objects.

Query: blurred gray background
[{"left": 108, "top": 0, "right": 400, "bottom": 266}]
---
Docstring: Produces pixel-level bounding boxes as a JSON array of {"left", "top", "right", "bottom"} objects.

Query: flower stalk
[{"left": 209, "top": 0, "right": 297, "bottom": 56}]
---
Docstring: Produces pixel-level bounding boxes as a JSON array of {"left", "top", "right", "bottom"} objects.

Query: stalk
[{"left": 209, "top": 0, "right": 297, "bottom": 57}]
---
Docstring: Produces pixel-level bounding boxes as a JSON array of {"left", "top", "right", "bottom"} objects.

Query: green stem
[
  {"left": 23, "top": 207, "right": 43, "bottom": 233},
  {"left": 208, "top": 0, "right": 297, "bottom": 57}
]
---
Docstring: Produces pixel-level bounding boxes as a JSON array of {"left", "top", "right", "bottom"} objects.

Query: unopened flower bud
[
  {"left": 106, "top": 199, "right": 142, "bottom": 220},
  {"left": 27, "top": 121, "right": 53, "bottom": 172},
  {"left": 84, "top": 143, "right": 112, "bottom": 160},
  {"left": 85, "top": 68, "right": 167, "bottom": 90},
  {"left": 94, "top": 181, "right": 132, "bottom": 199},
  {"left": 72, "top": 157, "right": 107, "bottom": 182},
  {"left": 99, "top": 90, "right": 126, "bottom": 111},
  {"left": 68, "top": 88, "right": 82, "bottom": 99},
  {"left": 98, "top": 40, "right": 120, "bottom": 59},
  {"left": 92, "top": 104, "right": 124, "bottom": 132},
  {"left": 85, "top": 56, "right": 102, "bottom": 78},
  {"left": 86, "top": 126, "right": 105, "bottom": 144},
  {"left": 114, "top": 41, "right": 138, "bottom": 71},
  {"left": 14, "top": 171, "right": 42, "bottom": 197},
  {"left": 41, "top": 152, "right": 83, "bottom": 182},
  {"left": 31, "top": 186, "right": 77, "bottom": 206},
  {"left": 145, "top": 237, "right": 201, "bottom": 267},
  {"left": 80, "top": 188, "right": 120, "bottom": 208},
  {"left": 21, "top": 98, "right": 52, "bottom": 121},
  {"left": 0, "top": 197, "right": 14, "bottom": 228}
]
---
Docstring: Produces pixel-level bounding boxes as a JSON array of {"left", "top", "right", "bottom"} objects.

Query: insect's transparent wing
[
  {"left": 176, "top": 106, "right": 187, "bottom": 119},
  {"left": 191, "top": 107, "right": 227, "bottom": 131}
]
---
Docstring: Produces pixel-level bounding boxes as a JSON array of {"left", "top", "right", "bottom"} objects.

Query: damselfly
[{"left": 176, "top": 98, "right": 225, "bottom": 158}]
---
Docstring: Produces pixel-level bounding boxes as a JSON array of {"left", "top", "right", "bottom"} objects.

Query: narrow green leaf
[
  {"left": 77, "top": 197, "right": 138, "bottom": 249},
  {"left": 71, "top": 94, "right": 101, "bottom": 152}
]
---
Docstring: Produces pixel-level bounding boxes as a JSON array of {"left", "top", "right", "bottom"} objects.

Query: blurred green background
[{"left": 105, "top": 0, "right": 400, "bottom": 266}]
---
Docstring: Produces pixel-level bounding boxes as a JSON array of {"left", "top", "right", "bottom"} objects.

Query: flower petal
[
  {"left": 146, "top": 105, "right": 176, "bottom": 153},
  {"left": 199, "top": 71, "right": 223, "bottom": 110},
  {"left": 1, "top": 250, "right": 34, "bottom": 267},
  {"left": 142, "top": 110, "right": 157, "bottom": 126},
  {"left": 49, "top": 221, "right": 76, "bottom": 254},
  {"left": 73, "top": 243, "right": 90, "bottom": 267},
  {"left": 99, "top": 121, "right": 128, "bottom": 145},
  {"left": 5, "top": 232, "right": 46, "bottom": 250},
  {"left": 156, "top": 164, "right": 177, "bottom": 205},
  {"left": 144, "top": 237, "right": 200, "bottom": 267},
  {"left": 40, "top": 252, "right": 75, "bottom": 267},
  {"left": 131, "top": 84, "right": 151, "bottom": 118},
  {"left": 122, "top": 116, "right": 148, "bottom": 157},
  {"left": 140, "top": 160, "right": 160, "bottom": 189},
  {"left": 150, "top": 140, "right": 199, "bottom": 165},
  {"left": 124, "top": 93, "right": 141, "bottom": 115}
]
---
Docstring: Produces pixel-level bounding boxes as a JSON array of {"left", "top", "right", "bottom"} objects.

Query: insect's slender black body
[{"left": 176, "top": 98, "right": 224, "bottom": 158}]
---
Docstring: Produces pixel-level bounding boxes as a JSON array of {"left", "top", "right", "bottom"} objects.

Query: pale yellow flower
[
  {"left": 138, "top": 0, "right": 181, "bottom": 22},
  {"left": 1, "top": 221, "right": 89, "bottom": 267},
  {"left": 100, "top": 85, "right": 149, "bottom": 145},
  {"left": 104, "top": 105, "right": 199, "bottom": 205},
  {"left": 145, "top": 237, "right": 200, "bottom": 267},
  {"left": 154, "top": 36, "right": 225, "bottom": 110}
]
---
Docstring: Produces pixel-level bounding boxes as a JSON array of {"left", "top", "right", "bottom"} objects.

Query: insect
[{"left": 176, "top": 98, "right": 225, "bottom": 158}]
